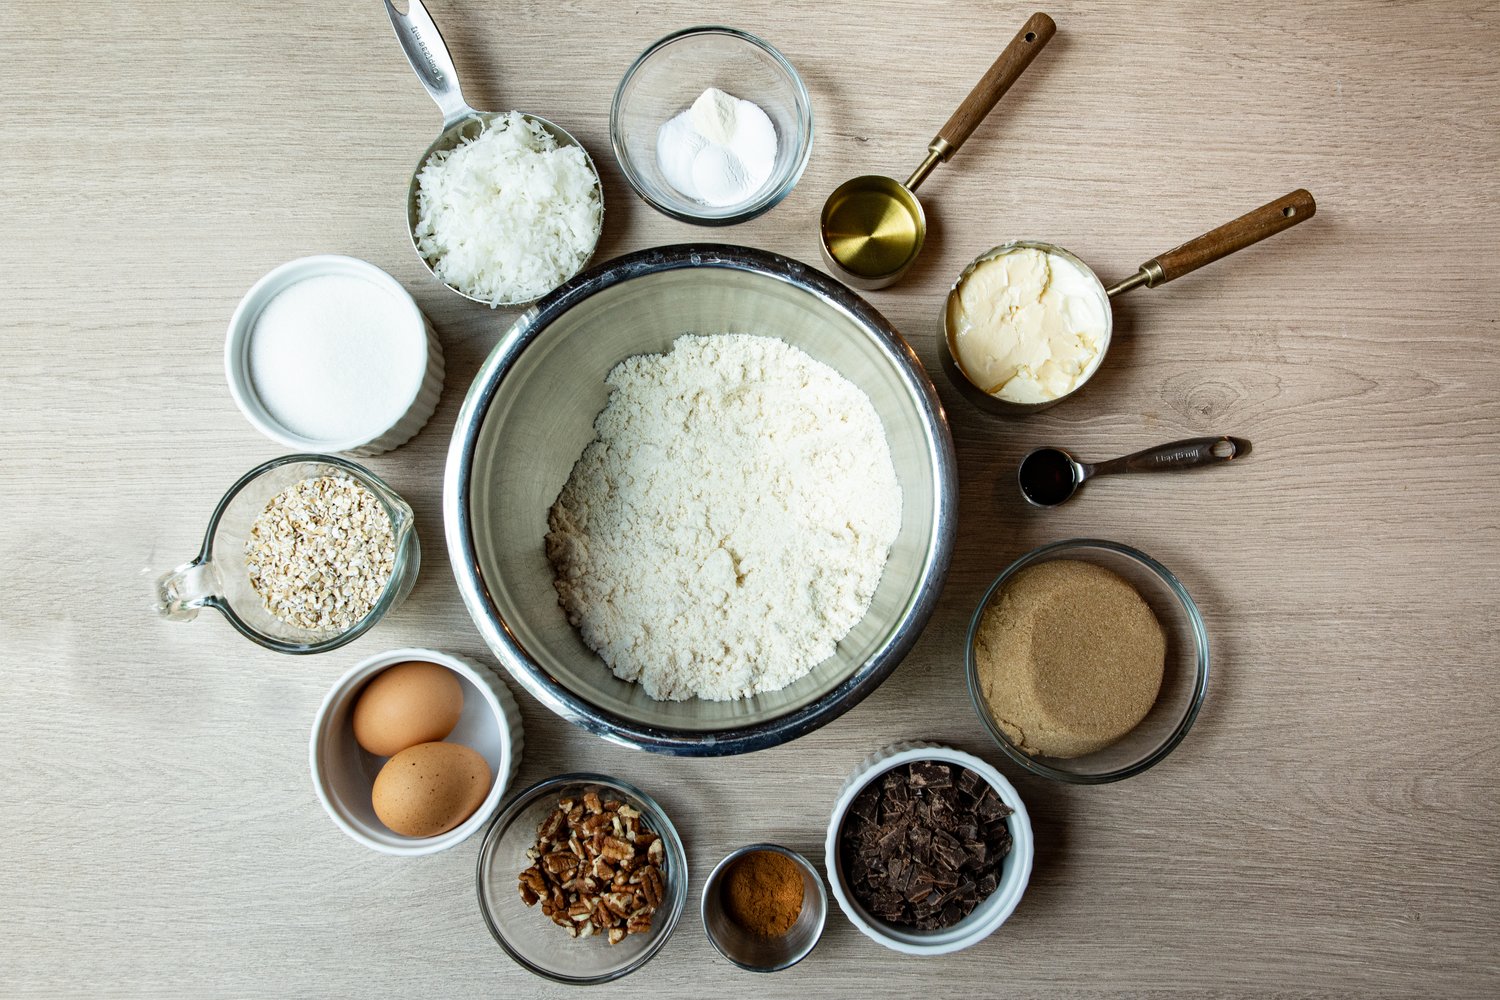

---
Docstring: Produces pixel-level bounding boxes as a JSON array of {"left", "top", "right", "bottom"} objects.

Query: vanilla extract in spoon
[{"left": 1018, "top": 437, "right": 1250, "bottom": 508}]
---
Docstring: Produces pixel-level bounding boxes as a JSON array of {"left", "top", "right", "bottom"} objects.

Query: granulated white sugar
[
  {"left": 248, "top": 274, "right": 425, "bottom": 443},
  {"left": 545, "top": 334, "right": 903, "bottom": 702}
]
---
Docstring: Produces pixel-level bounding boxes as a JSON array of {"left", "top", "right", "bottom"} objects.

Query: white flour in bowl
[{"left": 545, "top": 334, "right": 902, "bottom": 702}]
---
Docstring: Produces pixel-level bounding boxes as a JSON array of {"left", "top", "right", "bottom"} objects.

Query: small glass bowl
[
  {"left": 966, "top": 539, "right": 1209, "bottom": 783},
  {"left": 475, "top": 774, "right": 688, "bottom": 984},
  {"left": 155, "top": 454, "right": 420, "bottom": 654},
  {"left": 611, "top": 26, "right": 813, "bottom": 225}
]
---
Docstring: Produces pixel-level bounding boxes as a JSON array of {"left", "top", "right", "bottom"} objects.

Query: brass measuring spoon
[
  {"left": 942, "top": 189, "right": 1317, "bottom": 414},
  {"left": 1018, "top": 436, "right": 1251, "bottom": 508},
  {"left": 818, "top": 12, "right": 1056, "bottom": 290},
  {"left": 384, "top": 0, "right": 603, "bottom": 305}
]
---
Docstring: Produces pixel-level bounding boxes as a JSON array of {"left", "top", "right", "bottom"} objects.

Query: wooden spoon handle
[
  {"left": 933, "top": 12, "right": 1056, "bottom": 158},
  {"left": 1148, "top": 189, "right": 1316, "bottom": 284}
]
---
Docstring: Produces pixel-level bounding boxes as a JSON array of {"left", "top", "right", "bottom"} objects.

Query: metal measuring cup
[
  {"left": 384, "top": 0, "right": 603, "bottom": 306},
  {"left": 818, "top": 12, "right": 1056, "bottom": 290},
  {"left": 940, "top": 189, "right": 1317, "bottom": 413}
]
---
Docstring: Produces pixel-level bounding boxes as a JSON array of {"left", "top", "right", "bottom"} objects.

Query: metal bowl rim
[{"left": 442, "top": 243, "right": 959, "bottom": 755}]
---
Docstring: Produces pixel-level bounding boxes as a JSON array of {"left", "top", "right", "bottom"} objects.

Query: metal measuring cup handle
[
  {"left": 385, "top": 0, "right": 476, "bottom": 127},
  {"left": 1086, "top": 436, "right": 1252, "bottom": 477}
]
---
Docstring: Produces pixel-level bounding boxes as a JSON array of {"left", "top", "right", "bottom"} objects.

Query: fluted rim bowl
[{"left": 443, "top": 244, "right": 958, "bottom": 755}]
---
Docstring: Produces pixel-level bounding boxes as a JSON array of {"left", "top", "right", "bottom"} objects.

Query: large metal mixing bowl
[{"left": 444, "top": 245, "right": 958, "bottom": 755}]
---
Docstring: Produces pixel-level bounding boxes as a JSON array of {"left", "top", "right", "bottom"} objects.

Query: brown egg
[
  {"left": 371, "top": 741, "right": 493, "bottom": 838},
  {"left": 352, "top": 661, "right": 464, "bottom": 757}
]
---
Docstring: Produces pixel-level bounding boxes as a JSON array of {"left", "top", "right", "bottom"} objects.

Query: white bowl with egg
[
  {"left": 309, "top": 647, "right": 523, "bottom": 856},
  {"left": 225, "top": 255, "right": 445, "bottom": 455}
]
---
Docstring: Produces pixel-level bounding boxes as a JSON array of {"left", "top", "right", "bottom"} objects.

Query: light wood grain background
[{"left": 3, "top": 1, "right": 1497, "bottom": 996}]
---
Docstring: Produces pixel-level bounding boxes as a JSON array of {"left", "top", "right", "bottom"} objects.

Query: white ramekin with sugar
[{"left": 224, "top": 255, "right": 444, "bottom": 456}]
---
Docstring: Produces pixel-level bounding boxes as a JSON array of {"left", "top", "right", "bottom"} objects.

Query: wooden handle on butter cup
[
  {"left": 934, "top": 12, "right": 1057, "bottom": 157},
  {"left": 1148, "top": 189, "right": 1317, "bottom": 284}
]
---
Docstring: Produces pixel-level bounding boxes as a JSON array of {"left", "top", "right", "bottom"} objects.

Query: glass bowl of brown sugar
[
  {"left": 700, "top": 844, "right": 827, "bottom": 972},
  {"left": 966, "top": 538, "right": 1210, "bottom": 784}
]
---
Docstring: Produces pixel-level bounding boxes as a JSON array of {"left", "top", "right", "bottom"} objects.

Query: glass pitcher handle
[{"left": 155, "top": 559, "right": 218, "bottom": 621}]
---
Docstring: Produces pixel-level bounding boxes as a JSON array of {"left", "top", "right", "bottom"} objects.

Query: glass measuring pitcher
[{"left": 155, "top": 454, "right": 420, "bottom": 654}]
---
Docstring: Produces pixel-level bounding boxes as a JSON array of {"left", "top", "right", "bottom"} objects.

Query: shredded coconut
[
  {"left": 545, "top": 334, "right": 902, "bottom": 702},
  {"left": 415, "top": 111, "right": 601, "bottom": 307}
]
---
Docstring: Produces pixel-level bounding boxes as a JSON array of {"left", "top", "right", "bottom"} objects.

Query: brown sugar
[
  {"left": 975, "top": 559, "right": 1165, "bottom": 758},
  {"left": 720, "top": 850, "right": 804, "bottom": 938}
]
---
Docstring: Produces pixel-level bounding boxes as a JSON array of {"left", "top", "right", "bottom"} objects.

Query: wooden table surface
[{"left": 4, "top": 1, "right": 1497, "bottom": 996}]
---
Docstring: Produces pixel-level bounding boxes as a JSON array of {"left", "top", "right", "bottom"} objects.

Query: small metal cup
[
  {"left": 386, "top": 0, "right": 602, "bottom": 307},
  {"left": 701, "top": 844, "right": 827, "bottom": 972},
  {"left": 819, "top": 174, "right": 927, "bottom": 290},
  {"left": 939, "top": 241, "right": 1113, "bottom": 415}
]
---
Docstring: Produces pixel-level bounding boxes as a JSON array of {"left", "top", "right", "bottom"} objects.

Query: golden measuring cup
[{"left": 819, "top": 12, "right": 1056, "bottom": 290}]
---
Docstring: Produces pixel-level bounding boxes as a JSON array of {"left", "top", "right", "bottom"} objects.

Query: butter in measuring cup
[{"left": 947, "top": 246, "right": 1108, "bottom": 405}]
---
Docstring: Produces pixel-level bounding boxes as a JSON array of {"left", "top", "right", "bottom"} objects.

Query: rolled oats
[{"left": 244, "top": 475, "right": 396, "bottom": 632}]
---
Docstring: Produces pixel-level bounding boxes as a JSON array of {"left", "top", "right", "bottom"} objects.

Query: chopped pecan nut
[
  {"left": 600, "top": 836, "right": 634, "bottom": 862},
  {"left": 538, "top": 809, "right": 566, "bottom": 841},
  {"left": 517, "top": 789, "right": 669, "bottom": 946},
  {"left": 639, "top": 866, "right": 664, "bottom": 908}
]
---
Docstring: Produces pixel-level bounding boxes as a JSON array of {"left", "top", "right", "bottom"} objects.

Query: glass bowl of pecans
[{"left": 475, "top": 773, "right": 688, "bottom": 983}]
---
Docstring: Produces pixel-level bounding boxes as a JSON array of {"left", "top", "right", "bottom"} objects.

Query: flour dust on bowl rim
[{"left": 443, "top": 244, "right": 958, "bottom": 755}]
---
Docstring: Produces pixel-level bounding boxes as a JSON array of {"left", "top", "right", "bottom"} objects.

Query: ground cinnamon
[{"left": 720, "top": 850, "right": 804, "bottom": 938}]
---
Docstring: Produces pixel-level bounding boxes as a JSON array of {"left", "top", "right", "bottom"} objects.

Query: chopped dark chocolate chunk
[
  {"left": 839, "top": 760, "right": 1014, "bottom": 931},
  {"left": 908, "top": 761, "right": 952, "bottom": 788},
  {"left": 931, "top": 830, "right": 966, "bottom": 871},
  {"left": 850, "top": 786, "right": 879, "bottom": 824}
]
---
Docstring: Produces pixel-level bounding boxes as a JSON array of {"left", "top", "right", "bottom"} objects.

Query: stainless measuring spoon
[
  {"left": 384, "top": 0, "right": 603, "bottom": 305},
  {"left": 1018, "top": 436, "right": 1250, "bottom": 507}
]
